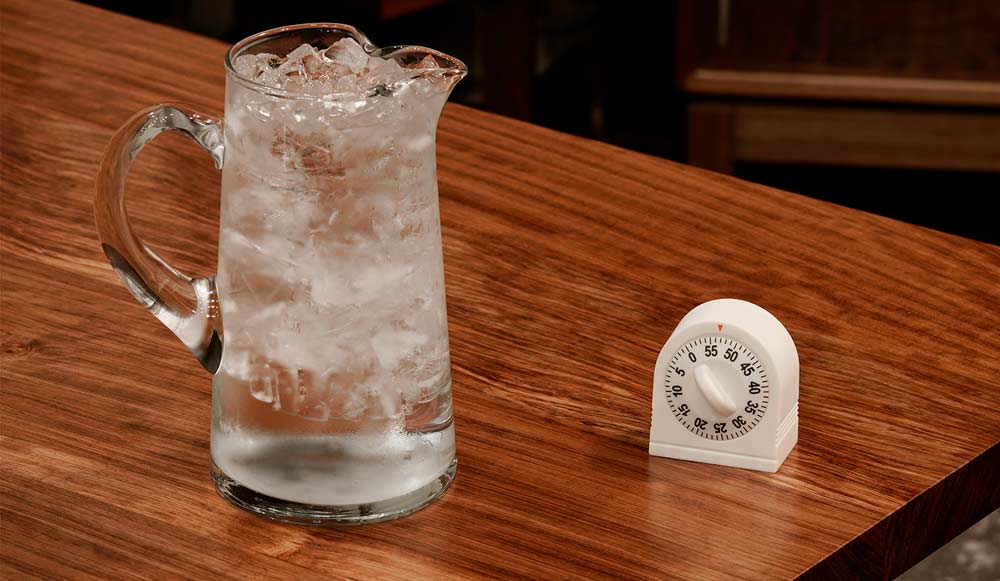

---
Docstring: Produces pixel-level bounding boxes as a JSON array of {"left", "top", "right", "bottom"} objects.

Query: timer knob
[{"left": 693, "top": 365, "right": 737, "bottom": 416}]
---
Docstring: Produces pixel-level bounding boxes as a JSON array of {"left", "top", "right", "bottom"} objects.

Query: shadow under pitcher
[{"left": 94, "top": 23, "right": 467, "bottom": 525}]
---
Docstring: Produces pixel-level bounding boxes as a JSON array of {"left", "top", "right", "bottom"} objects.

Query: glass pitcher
[{"left": 94, "top": 24, "right": 466, "bottom": 525}]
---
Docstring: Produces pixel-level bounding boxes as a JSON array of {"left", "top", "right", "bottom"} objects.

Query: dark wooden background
[{"left": 84, "top": 0, "right": 1000, "bottom": 245}]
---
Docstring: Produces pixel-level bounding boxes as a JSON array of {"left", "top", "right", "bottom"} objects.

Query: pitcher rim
[{"left": 224, "top": 22, "right": 468, "bottom": 101}]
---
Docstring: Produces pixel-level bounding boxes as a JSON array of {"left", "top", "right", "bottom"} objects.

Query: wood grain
[
  {"left": 3, "top": 1, "right": 1000, "bottom": 579},
  {"left": 677, "top": 0, "right": 1000, "bottom": 90},
  {"left": 682, "top": 69, "right": 1000, "bottom": 108},
  {"left": 732, "top": 104, "right": 1000, "bottom": 172}
]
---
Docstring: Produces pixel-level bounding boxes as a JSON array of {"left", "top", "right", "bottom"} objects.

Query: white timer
[{"left": 649, "top": 299, "right": 799, "bottom": 472}]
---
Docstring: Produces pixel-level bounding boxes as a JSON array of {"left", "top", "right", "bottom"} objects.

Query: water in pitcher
[{"left": 211, "top": 39, "right": 455, "bottom": 506}]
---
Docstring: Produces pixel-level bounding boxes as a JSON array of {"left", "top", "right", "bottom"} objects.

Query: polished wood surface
[{"left": 3, "top": 1, "right": 999, "bottom": 579}]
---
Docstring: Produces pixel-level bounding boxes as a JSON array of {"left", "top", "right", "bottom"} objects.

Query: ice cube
[
  {"left": 322, "top": 38, "right": 370, "bottom": 74},
  {"left": 299, "top": 401, "right": 331, "bottom": 421},
  {"left": 233, "top": 54, "right": 260, "bottom": 78},
  {"left": 413, "top": 54, "right": 439, "bottom": 69},
  {"left": 222, "top": 229, "right": 295, "bottom": 267},
  {"left": 220, "top": 347, "right": 252, "bottom": 379},
  {"left": 234, "top": 40, "right": 411, "bottom": 96},
  {"left": 233, "top": 52, "right": 280, "bottom": 79},
  {"left": 276, "top": 43, "right": 321, "bottom": 81},
  {"left": 241, "top": 358, "right": 309, "bottom": 414},
  {"left": 355, "top": 263, "right": 414, "bottom": 297},
  {"left": 320, "top": 345, "right": 380, "bottom": 419},
  {"left": 403, "top": 134, "right": 433, "bottom": 152},
  {"left": 246, "top": 362, "right": 281, "bottom": 404},
  {"left": 378, "top": 385, "right": 404, "bottom": 419},
  {"left": 310, "top": 272, "right": 354, "bottom": 307},
  {"left": 365, "top": 56, "right": 407, "bottom": 86},
  {"left": 372, "top": 329, "right": 427, "bottom": 370}
]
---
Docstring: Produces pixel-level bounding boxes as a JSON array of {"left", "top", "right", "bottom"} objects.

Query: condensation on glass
[{"left": 94, "top": 23, "right": 466, "bottom": 525}]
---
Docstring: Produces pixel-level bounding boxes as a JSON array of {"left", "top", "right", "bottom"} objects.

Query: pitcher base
[{"left": 210, "top": 458, "right": 456, "bottom": 525}]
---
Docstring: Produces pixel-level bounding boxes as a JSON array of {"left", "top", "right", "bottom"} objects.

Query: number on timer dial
[{"left": 666, "top": 336, "right": 769, "bottom": 440}]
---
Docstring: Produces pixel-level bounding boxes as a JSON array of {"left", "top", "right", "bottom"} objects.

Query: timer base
[{"left": 649, "top": 407, "right": 798, "bottom": 473}]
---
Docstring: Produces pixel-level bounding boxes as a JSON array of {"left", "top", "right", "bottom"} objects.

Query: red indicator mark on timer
[{"left": 717, "top": 324, "right": 724, "bottom": 332}]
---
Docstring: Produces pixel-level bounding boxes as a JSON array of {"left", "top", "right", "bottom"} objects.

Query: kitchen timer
[{"left": 650, "top": 299, "right": 799, "bottom": 472}]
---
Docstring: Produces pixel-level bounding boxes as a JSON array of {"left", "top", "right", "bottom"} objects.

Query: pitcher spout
[{"left": 373, "top": 45, "right": 468, "bottom": 95}]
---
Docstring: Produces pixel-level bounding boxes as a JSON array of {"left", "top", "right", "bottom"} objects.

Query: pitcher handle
[{"left": 94, "top": 104, "right": 225, "bottom": 373}]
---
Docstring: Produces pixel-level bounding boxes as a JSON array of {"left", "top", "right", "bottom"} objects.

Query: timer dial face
[{"left": 664, "top": 335, "right": 769, "bottom": 440}]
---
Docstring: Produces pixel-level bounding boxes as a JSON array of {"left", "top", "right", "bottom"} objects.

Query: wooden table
[{"left": 2, "top": 1, "right": 998, "bottom": 579}]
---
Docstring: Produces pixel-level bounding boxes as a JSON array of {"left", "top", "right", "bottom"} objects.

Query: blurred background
[{"left": 86, "top": 0, "right": 999, "bottom": 246}]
